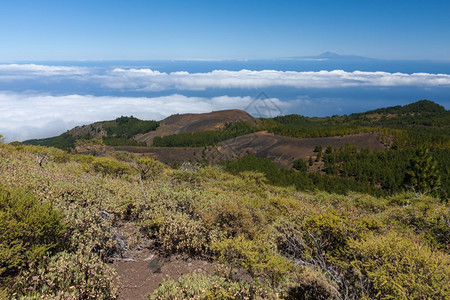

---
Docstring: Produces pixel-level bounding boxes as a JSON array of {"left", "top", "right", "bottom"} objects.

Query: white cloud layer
[
  {"left": 1, "top": 64, "right": 449, "bottom": 91},
  {"left": 105, "top": 69, "right": 450, "bottom": 91},
  {"left": 1, "top": 64, "right": 449, "bottom": 142},
  {"left": 0, "top": 92, "right": 288, "bottom": 141},
  {"left": 0, "top": 64, "right": 88, "bottom": 76}
]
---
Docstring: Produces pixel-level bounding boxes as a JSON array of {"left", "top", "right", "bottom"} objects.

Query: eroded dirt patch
[
  {"left": 113, "top": 132, "right": 385, "bottom": 169},
  {"left": 114, "top": 253, "right": 213, "bottom": 300},
  {"left": 111, "top": 222, "right": 213, "bottom": 300}
]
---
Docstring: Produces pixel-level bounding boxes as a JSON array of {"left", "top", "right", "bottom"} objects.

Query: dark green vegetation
[
  {"left": 23, "top": 131, "right": 80, "bottom": 151},
  {"left": 321, "top": 145, "right": 449, "bottom": 197},
  {"left": 262, "top": 100, "right": 449, "bottom": 147},
  {"left": 223, "top": 144, "right": 449, "bottom": 198},
  {"left": 152, "top": 121, "right": 258, "bottom": 147},
  {"left": 224, "top": 154, "right": 385, "bottom": 197},
  {"left": 292, "top": 158, "right": 308, "bottom": 172},
  {"left": 0, "top": 137, "right": 448, "bottom": 299},
  {"left": 24, "top": 116, "right": 159, "bottom": 150},
  {"left": 105, "top": 116, "right": 159, "bottom": 139}
]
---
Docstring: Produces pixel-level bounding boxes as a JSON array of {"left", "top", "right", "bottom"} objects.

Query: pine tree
[
  {"left": 292, "top": 159, "right": 307, "bottom": 172},
  {"left": 404, "top": 147, "right": 441, "bottom": 196}
]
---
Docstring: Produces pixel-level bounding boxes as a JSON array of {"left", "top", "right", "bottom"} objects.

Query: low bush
[
  {"left": 133, "top": 156, "right": 166, "bottom": 180},
  {"left": 149, "top": 272, "right": 273, "bottom": 300},
  {"left": 292, "top": 213, "right": 384, "bottom": 298},
  {"left": 384, "top": 195, "right": 449, "bottom": 250},
  {"left": 0, "top": 185, "right": 66, "bottom": 278},
  {"left": 301, "top": 212, "right": 382, "bottom": 259},
  {"left": 25, "top": 145, "right": 71, "bottom": 164},
  {"left": 272, "top": 219, "right": 304, "bottom": 258},
  {"left": 61, "top": 203, "right": 116, "bottom": 256},
  {"left": 283, "top": 267, "right": 339, "bottom": 300},
  {"left": 301, "top": 213, "right": 352, "bottom": 258},
  {"left": 350, "top": 232, "right": 450, "bottom": 299},
  {"left": 198, "top": 196, "right": 261, "bottom": 239},
  {"left": 212, "top": 236, "right": 293, "bottom": 286},
  {"left": 156, "top": 212, "right": 209, "bottom": 255},
  {"left": 13, "top": 250, "right": 119, "bottom": 299},
  {"left": 89, "top": 157, "right": 133, "bottom": 176},
  {"left": 171, "top": 169, "right": 202, "bottom": 185}
]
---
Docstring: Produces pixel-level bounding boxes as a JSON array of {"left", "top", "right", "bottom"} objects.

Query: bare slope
[
  {"left": 67, "top": 121, "right": 113, "bottom": 138},
  {"left": 113, "top": 132, "right": 384, "bottom": 168},
  {"left": 214, "top": 131, "right": 384, "bottom": 168},
  {"left": 135, "top": 109, "right": 259, "bottom": 145}
]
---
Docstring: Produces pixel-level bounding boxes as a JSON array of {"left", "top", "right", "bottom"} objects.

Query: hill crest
[{"left": 135, "top": 109, "right": 259, "bottom": 145}]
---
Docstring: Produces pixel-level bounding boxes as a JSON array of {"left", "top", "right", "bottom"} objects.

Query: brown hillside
[
  {"left": 213, "top": 131, "right": 385, "bottom": 168},
  {"left": 112, "top": 132, "right": 384, "bottom": 169},
  {"left": 68, "top": 121, "right": 113, "bottom": 138},
  {"left": 134, "top": 109, "right": 259, "bottom": 145}
]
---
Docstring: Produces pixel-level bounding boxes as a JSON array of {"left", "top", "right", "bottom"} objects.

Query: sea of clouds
[
  {"left": 0, "top": 63, "right": 449, "bottom": 141},
  {"left": 0, "top": 92, "right": 289, "bottom": 141},
  {"left": 2, "top": 64, "right": 450, "bottom": 90}
]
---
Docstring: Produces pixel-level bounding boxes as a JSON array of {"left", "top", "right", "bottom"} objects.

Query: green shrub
[
  {"left": 0, "top": 185, "right": 66, "bottom": 278},
  {"left": 198, "top": 196, "right": 260, "bottom": 238},
  {"left": 301, "top": 213, "right": 381, "bottom": 259},
  {"left": 351, "top": 232, "right": 450, "bottom": 299},
  {"left": 212, "top": 236, "right": 293, "bottom": 286},
  {"left": 302, "top": 213, "right": 351, "bottom": 257},
  {"left": 345, "top": 193, "right": 389, "bottom": 213},
  {"left": 138, "top": 185, "right": 202, "bottom": 234},
  {"left": 267, "top": 195, "right": 311, "bottom": 222},
  {"left": 149, "top": 272, "right": 273, "bottom": 300},
  {"left": 61, "top": 203, "right": 116, "bottom": 256},
  {"left": 13, "top": 250, "right": 118, "bottom": 299},
  {"left": 108, "top": 150, "right": 135, "bottom": 162},
  {"left": 237, "top": 171, "right": 268, "bottom": 186},
  {"left": 385, "top": 194, "right": 449, "bottom": 250},
  {"left": 157, "top": 212, "right": 209, "bottom": 255},
  {"left": 133, "top": 156, "right": 166, "bottom": 180},
  {"left": 297, "top": 213, "right": 384, "bottom": 298},
  {"left": 23, "top": 145, "right": 71, "bottom": 164},
  {"left": 172, "top": 169, "right": 202, "bottom": 185},
  {"left": 272, "top": 219, "right": 304, "bottom": 258},
  {"left": 283, "top": 267, "right": 339, "bottom": 300},
  {"left": 89, "top": 157, "right": 133, "bottom": 176}
]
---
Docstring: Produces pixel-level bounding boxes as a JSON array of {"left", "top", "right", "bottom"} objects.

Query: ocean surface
[{"left": 18, "top": 58, "right": 450, "bottom": 73}]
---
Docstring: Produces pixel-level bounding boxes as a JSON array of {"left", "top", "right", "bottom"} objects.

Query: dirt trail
[
  {"left": 111, "top": 223, "right": 213, "bottom": 300},
  {"left": 114, "top": 252, "right": 212, "bottom": 300}
]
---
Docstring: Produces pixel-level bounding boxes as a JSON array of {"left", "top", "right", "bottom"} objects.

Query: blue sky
[{"left": 1, "top": 0, "right": 450, "bottom": 61}]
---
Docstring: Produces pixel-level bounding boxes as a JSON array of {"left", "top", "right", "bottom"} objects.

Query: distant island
[{"left": 288, "top": 51, "right": 378, "bottom": 61}]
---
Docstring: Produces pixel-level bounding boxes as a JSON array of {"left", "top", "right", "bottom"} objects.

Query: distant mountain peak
[
  {"left": 317, "top": 51, "right": 342, "bottom": 58},
  {"left": 289, "top": 52, "right": 376, "bottom": 61}
]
